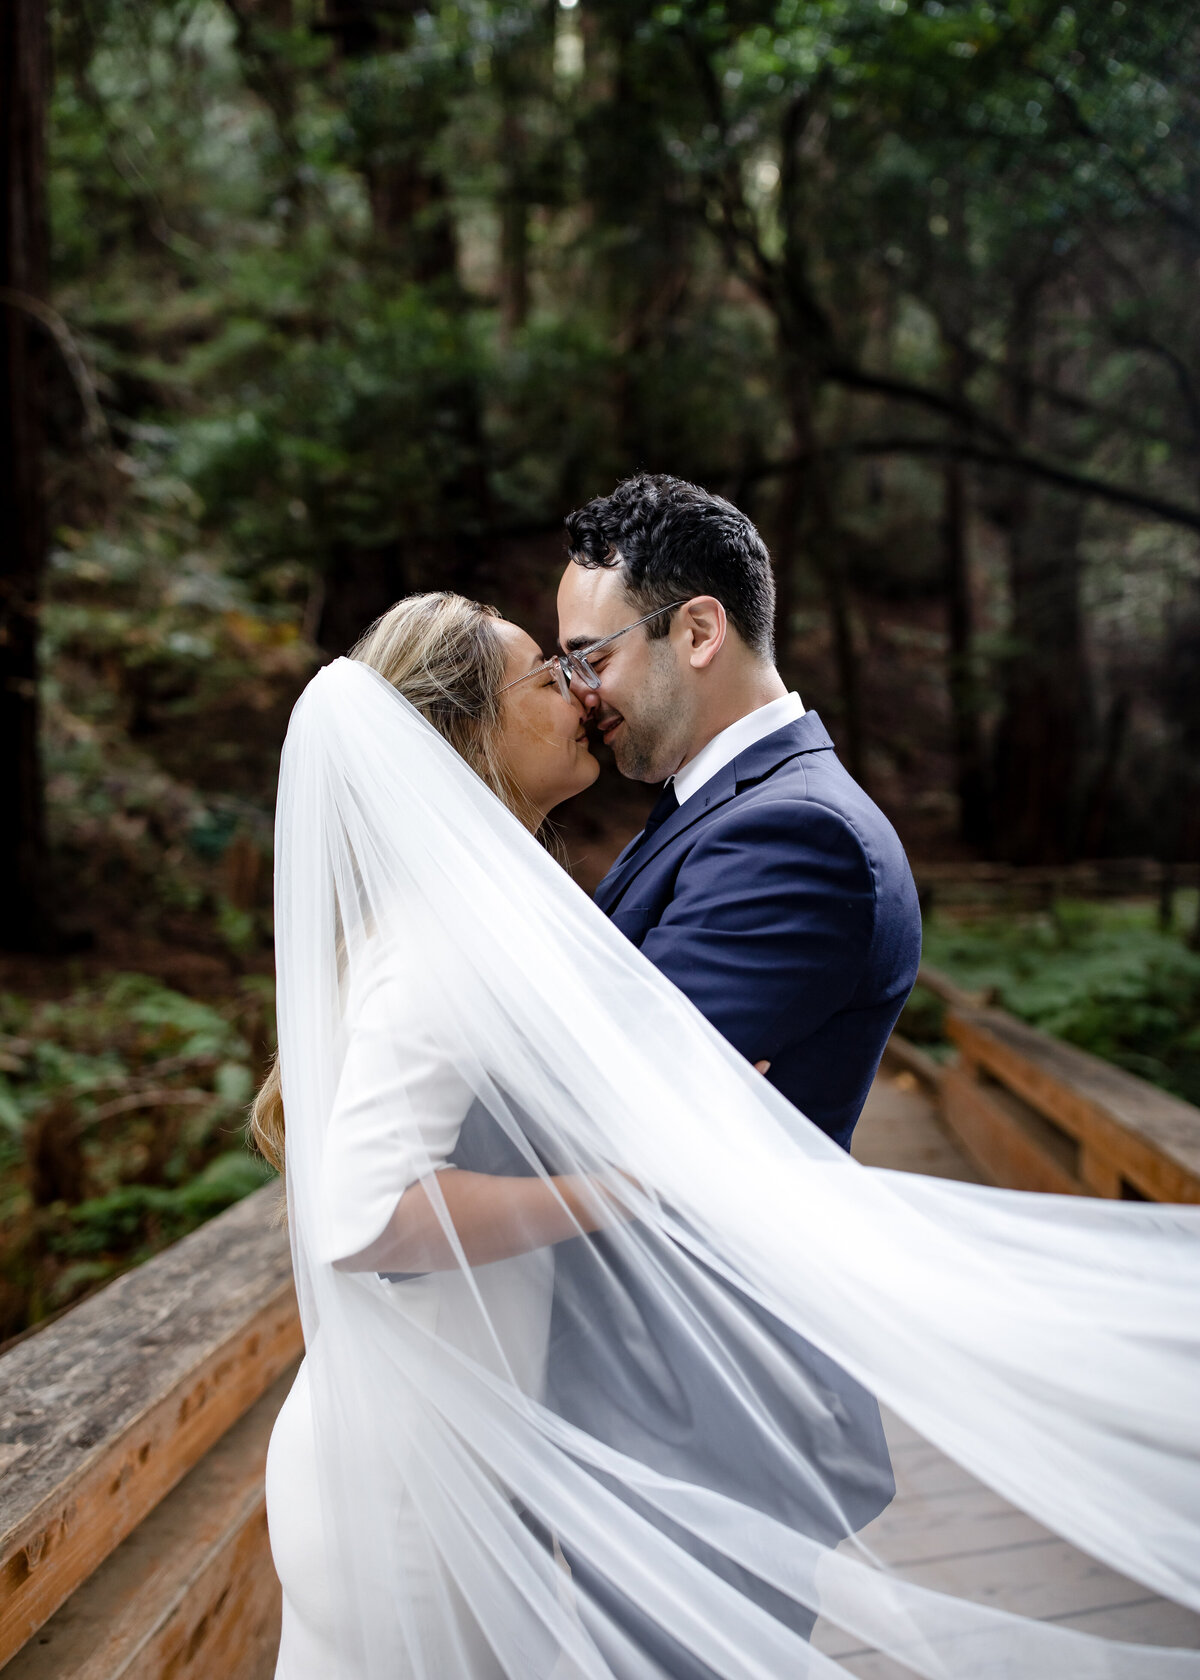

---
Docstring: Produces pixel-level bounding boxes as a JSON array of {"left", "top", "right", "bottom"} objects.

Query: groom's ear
[{"left": 680, "top": 597, "right": 727, "bottom": 671}]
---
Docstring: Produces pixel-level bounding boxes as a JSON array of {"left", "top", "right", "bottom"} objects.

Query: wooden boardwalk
[
  {"left": 4, "top": 1070, "right": 1197, "bottom": 1678},
  {"left": 809, "top": 1073, "right": 1200, "bottom": 1673}
]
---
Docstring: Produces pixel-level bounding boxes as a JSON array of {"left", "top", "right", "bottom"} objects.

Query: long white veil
[{"left": 275, "top": 657, "right": 1200, "bottom": 1679}]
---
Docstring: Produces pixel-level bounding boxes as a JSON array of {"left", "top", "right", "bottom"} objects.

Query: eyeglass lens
[
  {"left": 536, "top": 601, "right": 683, "bottom": 699},
  {"left": 565, "top": 655, "right": 601, "bottom": 692}
]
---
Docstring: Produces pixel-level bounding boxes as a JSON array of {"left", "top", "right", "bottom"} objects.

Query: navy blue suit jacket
[
  {"left": 596, "top": 711, "right": 921, "bottom": 1150},
  {"left": 439, "top": 715, "right": 910, "bottom": 1669}
]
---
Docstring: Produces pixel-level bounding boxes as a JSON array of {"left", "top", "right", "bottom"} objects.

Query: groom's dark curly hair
[{"left": 564, "top": 475, "right": 776, "bottom": 659}]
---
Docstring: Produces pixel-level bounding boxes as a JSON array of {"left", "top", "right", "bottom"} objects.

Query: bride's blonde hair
[{"left": 250, "top": 590, "right": 529, "bottom": 1179}]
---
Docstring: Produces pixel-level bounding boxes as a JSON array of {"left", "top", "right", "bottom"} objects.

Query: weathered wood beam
[
  {"left": 3, "top": 1364, "right": 296, "bottom": 1679},
  {"left": 915, "top": 964, "right": 989, "bottom": 1013},
  {"left": 880, "top": 1034, "right": 945, "bottom": 1093},
  {"left": 945, "top": 1009, "right": 1200, "bottom": 1204},
  {"left": 0, "top": 1185, "right": 300, "bottom": 1667},
  {"left": 940, "top": 1062, "right": 1085, "bottom": 1197}
]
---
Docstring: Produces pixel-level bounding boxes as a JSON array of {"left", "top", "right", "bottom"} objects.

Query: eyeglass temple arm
[{"left": 571, "top": 600, "right": 688, "bottom": 660}]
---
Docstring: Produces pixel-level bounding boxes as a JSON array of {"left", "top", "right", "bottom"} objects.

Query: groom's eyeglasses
[{"left": 500, "top": 601, "right": 687, "bottom": 703}]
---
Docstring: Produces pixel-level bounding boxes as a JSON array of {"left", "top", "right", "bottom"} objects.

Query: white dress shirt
[{"left": 669, "top": 691, "right": 806, "bottom": 809}]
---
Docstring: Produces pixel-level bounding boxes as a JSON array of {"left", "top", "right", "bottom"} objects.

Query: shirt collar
[{"left": 669, "top": 692, "right": 806, "bottom": 809}]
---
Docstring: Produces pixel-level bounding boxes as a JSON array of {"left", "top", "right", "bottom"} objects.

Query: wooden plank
[
  {"left": 813, "top": 1542, "right": 1197, "bottom": 1663},
  {"left": 939, "top": 1062, "right": 1084, "bottom": 1196},
  {"left": 853, "top": 1074, "right": 982, "bottom": 1184},
  {"left": 876, "top": 1407, "right": 925, "bottom": 1452},
  {"left": 4, "top": 1364, "right": 298, "bottom": 1680},
  {"left": 896, "top": 1536, "right": 1167, "bottom": 1622},
  {"left": 878, "top": 1036, "right": 946, "bottom": 1095},
  {"left": 807, "top": 1651, "right": 918, "bottom": 1680},
  {"left": 946, "top": 1009, "right": 1200, "bottom": 1202},
  {"left": 914, "top": 860, "right": 1200, "bottom": 909},
  {"left": 886, "top": 1443, "right": 994, "bottom": 1504},
  {"left": 857, "top": 1500, "right": 1050, "bottom": 1568},
  {"left": 1079, "top": 1143, "right": 1122, "bottom": 1198},
  {"left": 829, "top": 1088, "right": 1200, "bottom": 1670},
  {"left": 1049, "top": 1597, "right": 1200, "bottom": 1647},
  {"left": 914, "top": 966, "right": 987, "bottom": 1012},
  {"left": 0, "top": 1186, "right": 301, "bottom": 1667}
]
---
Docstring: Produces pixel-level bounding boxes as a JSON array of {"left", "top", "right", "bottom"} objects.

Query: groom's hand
[{"left": 754, "top": 1060, "right": 771, "bottom": 1075}]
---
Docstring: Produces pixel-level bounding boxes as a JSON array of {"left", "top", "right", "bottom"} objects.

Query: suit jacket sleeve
[{"left": 637, "top": 796, "right": 877, "bottom": 1064}]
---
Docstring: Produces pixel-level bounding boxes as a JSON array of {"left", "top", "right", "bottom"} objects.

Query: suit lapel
[
  {"left": 595, "top": 712, "right": 836, "bottom": 915},
  {"left": 594, "top": 771, "right": 739, "bottom": 914},
  {"left": 593, "top": 830, "right": 651, "bottom": 913}
]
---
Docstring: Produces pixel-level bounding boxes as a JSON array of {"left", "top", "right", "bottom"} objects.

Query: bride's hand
[
  {"left": 597, "top": 1166, "right": 646, "bottom": 1221},
  {"left": 595, "top": 1065, "right": 771, "bottom": 1228}
]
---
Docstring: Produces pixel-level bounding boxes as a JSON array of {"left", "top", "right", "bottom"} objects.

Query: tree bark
[
  {"left": 1079, "top": 690, "right": 1130, "bottom": 857},
  {"left": 992, "top": 483, "right": 1093, "bottom": 863},
  {"left": 783, "top": 375, "right": 867, "bottom": 788},
  {"left": 222, "top": 0, "right": 305, "bottom": 217},
  {"left": 324, "top": 0, "right": 458, "bottom": 279},
  {"left": 990, "top": 275, "right": 1096, "bottom": 864},
  {"left": 0, "top": 0, "right": 51, "bottom": 950},
  {"left": 942, "top": 455, "right": 989, "bottom": 847},
  {"left": 310, "top": 0, "right": 492, "bottom": 635},
  {"left": 496, "top": 41, "right": 535, "bottom": 342},
  {"left": 499, "top": 144, "right": 530, "bottom": 340}
]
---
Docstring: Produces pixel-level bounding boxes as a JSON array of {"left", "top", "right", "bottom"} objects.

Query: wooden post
[
  {"left": 943, "top": 1008, "right": 1200, "bottom": 1204},
  {"left": 1078, "top": 1145, "right": 1121, "bottom": 1199}
]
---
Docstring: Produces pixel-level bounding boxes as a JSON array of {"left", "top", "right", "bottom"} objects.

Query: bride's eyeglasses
[{"left": 501, "top": 601, "right": 687, "bottom": 702}]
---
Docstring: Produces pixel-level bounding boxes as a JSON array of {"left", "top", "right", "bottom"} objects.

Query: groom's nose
[{"left": 571, "top": 676, "right": 601, "bottom": 713}]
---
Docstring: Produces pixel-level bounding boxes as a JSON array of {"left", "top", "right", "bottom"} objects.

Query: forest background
[{"left": 2, "top": 0, "right": 1199, "bottom": 1337}]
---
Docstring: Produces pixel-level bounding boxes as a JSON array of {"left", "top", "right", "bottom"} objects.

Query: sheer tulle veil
[{"left": 274, "top": 656, "right": 1200, "bottom": 1679}]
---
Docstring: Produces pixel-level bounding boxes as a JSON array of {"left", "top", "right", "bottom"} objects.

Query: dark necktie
[
  {"left": 641, "top": 781, "right": 679, "bottom": 836},
  {"left": 602, "top": 782, "right": 679, "bottom": 900}
]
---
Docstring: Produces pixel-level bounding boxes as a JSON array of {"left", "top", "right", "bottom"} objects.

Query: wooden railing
[
  {"left": 0, "top": 1186, "right": 300, "bottom": 1679},
  {"left": 915, "top": 857, "right": 1200, "bottom": 911},
  {"left": 4, "top": 973, "right": 1198, "bottom": 1678},
  {"left": 888, "top": 967, "right": 1200, "bottom": 1203}
]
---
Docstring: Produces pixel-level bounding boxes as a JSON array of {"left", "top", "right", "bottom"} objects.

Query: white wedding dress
[
  {"left": 266, "top": 956, "right": 554, "bottom": 1677},
  {"left": 264, "top": 657, "right": 1200, "bottom": 1680}
]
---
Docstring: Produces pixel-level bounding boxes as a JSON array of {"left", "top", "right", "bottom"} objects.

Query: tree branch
[
  {"left": 1114, "top": 333, "right": 1200, "bottom": 443},
  {"left": 822, "top": 363, "right": 1017, "bottom": 449},
  {"left": 934, "top": 320, "right": 1192, "bottom": 450},
  {"left": 749, "top": 436, "right": 1200, "bottom": 532},
  {"left": 0, "top": 289, "right": 110, "bottom": 448}
]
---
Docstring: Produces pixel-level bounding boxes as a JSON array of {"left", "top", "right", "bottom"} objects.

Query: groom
[
  {"left": 547, "top": 474, "right": 918, "bottom": 1672},
  {"left": 558, "top": 473, "right": 921, "bottom": 1149}
]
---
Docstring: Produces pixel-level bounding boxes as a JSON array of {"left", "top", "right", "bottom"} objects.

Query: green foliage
[
  {"left": 0, "top": 971, "right": 257, "bottom": 1149},
  {"left": 923, "top": 900, "right": 1200, "bottom": 1105},
  {"left": 53, "top": 1151, "right": 274, "bottom": 1259},
  {"left": 170, "top": 286, "right": 495, "bottom": 565},
  {"left": 0, "top": 973, "right": 275, "bottom": 1336},
  {"left": 40, "top": 521, "right": 306, "bottom": 944},
  {"left": 23, "top": 0, "right": 1200, "bottom": 1325}
]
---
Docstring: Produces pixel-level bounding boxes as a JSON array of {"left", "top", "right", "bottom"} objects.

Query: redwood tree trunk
[
  {"left": 0, "top": 0, "right": 51, "bottom": 950},
  {"left": 942, "top": 455, "right": 989, "bottom": 847},
  {"left": 784, "top": 376, "right": 867, "bottom": 789},
  {"left": 990, "top": 277, "right": 1095, "bottom": 864},
  {"left": 992, "top": 484, "right": 1093, "bottom": 863},
  {"left": 310, "top": 0, "right": 492, "bottom": 644}
]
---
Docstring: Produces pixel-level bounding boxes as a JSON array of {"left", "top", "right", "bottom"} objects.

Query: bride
[{"left": 256, "top": 591, "right": 1200, "bottom": 1680}]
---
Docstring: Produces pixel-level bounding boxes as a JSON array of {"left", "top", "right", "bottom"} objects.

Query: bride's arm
[
  {"left": 323, "top": 967, "right": 652, "bottom": 1276},
  {"left": 333, "top": 1168, "right": 621, "bottom": 1273}
]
